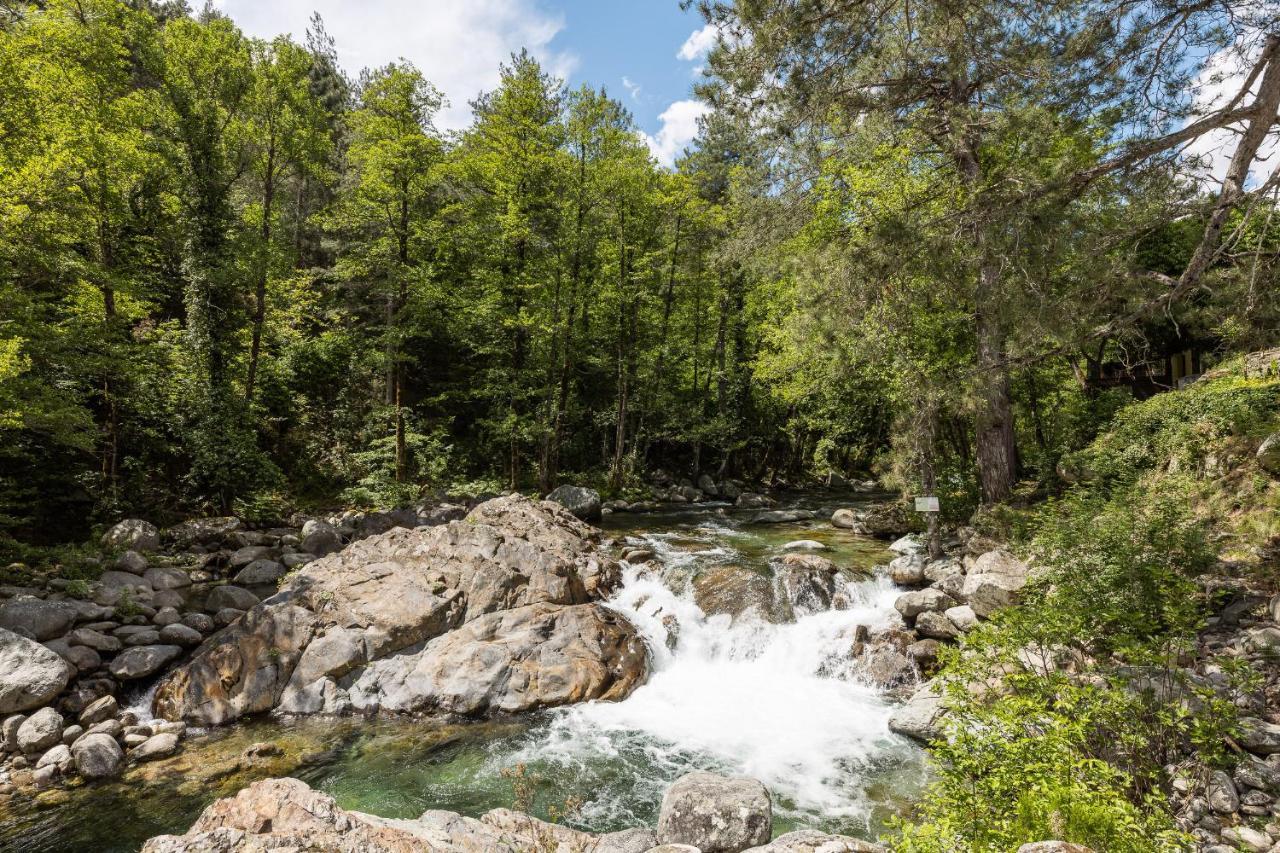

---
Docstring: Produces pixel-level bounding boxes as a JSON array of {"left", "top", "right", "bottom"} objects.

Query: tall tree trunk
[
  {"left": 394, "top": 184, "right": 409, "bottom": 485},
  {"left": 610, "top": 204, "right": 629, "bottom": 488},
  {"left": 245, "top": 141, "right": 275, "bottom": 406},
  {"left": 955, "top": 120, "right": 1016, "bottom": 504},
  {"left": 973, "top": 256, "right": 1016, "bottom": 504},
  {"left": 541, "top": 147, "right": 588, "bottom": 492}
]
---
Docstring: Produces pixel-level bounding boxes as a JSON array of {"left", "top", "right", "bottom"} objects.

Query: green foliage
[
  {"left": 1028, "top": 479, "right": 1211, "bottom": 653},
  {"left": 1065, "top": 371, "right": 1280, "bottom": 489},
  {"left": 341, "top": 420, "right": 453, "bottom": 508},
  {"left": 897, "top": 376, "right": 1270, "bottom": 850},
  {"left": 896, "top": 691, "right": 1190, "bottom": 852}
]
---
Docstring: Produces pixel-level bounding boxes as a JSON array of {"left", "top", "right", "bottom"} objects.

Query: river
[{"left": 0, "top": 496, "right": 927, "bottom": 852}]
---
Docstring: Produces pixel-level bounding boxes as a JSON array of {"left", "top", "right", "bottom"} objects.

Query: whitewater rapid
[{"left": 508, "top": 518, "right": 925, "bottom": 833}]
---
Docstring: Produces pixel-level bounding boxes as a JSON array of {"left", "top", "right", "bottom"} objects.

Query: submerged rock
[
  {"left": 141, "top": 775, "right": 657, "bottom": 853},
  {"left": 749, "top": 509, "right": 817, "bottom": 524},
  {"left": 693, "top": 565, "right": 777, "bottom": 621},
  {"left": 153, "top": 495, "right": 641, "bottom": 726}
]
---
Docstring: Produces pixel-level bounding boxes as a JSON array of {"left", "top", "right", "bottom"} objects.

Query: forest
[{"left": 3, "top": 0, "right": 1278, "bottom": 551}]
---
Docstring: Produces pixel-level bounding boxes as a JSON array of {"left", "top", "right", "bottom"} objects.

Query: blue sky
[{"left": 212, "top": 0, "right": 717, "bottom": 166}]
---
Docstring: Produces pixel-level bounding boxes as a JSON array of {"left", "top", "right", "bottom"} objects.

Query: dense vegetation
[
  {"left": 3, "top": 0, "right": 1278, "bottom": 550},
  {"left": 900, "top": 360, "right": 1280, "bottom": 850},
  {"left": 2, "top": 0, "right": 875, "bottom": 547}
]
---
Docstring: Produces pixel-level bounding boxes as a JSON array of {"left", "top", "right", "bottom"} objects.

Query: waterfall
[{"left": 506, "top": 521, "right": 924, "bottom": 833}]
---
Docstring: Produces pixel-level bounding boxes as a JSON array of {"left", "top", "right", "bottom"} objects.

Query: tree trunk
[
  {"left": 955, "top": 118, "right": 1016, "bottom": 505},
  {"left": 394, "top": 184, "right": 410, "bottom": 484},
  {"left": 974, "top": 262, "right": 1017, "bottom": 504},
  {"left": 245, "top": 141, "right": 275, "bottom": 406}
]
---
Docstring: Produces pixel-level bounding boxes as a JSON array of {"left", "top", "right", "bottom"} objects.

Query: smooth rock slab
[
  {"left": 0, "top": 628, "right": 74, "bottom": 713},
  {"left": 0, "top": 599, "right": 78, "bottom": 641},
  {"left": 347, "top": 601, "right": 646, "bottom": 715},
  {"left": 657, "top": 771, "right": 772, "bottom": 853},
  {"left": 109, "top": 645, "right": 183, "bottom": 680}
]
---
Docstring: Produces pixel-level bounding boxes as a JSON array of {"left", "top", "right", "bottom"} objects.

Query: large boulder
[
  {"left": 657, "top": 771, "right": 772, "bottom": 853},
  {"left": 72, "top": 732, "right": 123, "bottom": 779},
  {"left": 830, "top": 508, "right": 865, "bottom": 531},
  {"left": 300, "top": 519, "right": 342, "bottom": 557},
  {"left": 545, "top": 484, "right": 603, "bottom": 521},
  {"left": 16, "top": 706, "right": 63, "bottom": 753},
  {"left": 0, "top": 598, "right": 78, "bottom": 641},
  {"left": 894, "top": 589, "right": 956, "bottom": 621},
  {"left": 345, "top": 601, "right": 646, "bottom": 715},
  {"left": 888, "top": 681, "right": 946, "bottom": 743},
  {"left": 775, "top": 554, "right": 841, "bottom": 614},
  {"left": 165, "top": 516, "right": 242, "bottom": 548},
  {"left": 204, "top": 585, "right": 260, "bottom": 612},
  {"left": 961, "top": 549, "right": 1031, "bottom": 617},
  {"left": 1257, "top": 433, "right": 1280, "bottom": 476},
  {"left": 153, "top": 495, "right": 639, "bottom": 726},
  {"left": 0, "top": 628, "right": 74, "bottom": 713},
  {"left": 101, "top": 518, "right": 160, "bottom": 552},
  {"left": 109, "top": 644, "right": 183, "bottom": 680},
  {"left": 693, "top": 566, "right": 777, "bottom": 621}
]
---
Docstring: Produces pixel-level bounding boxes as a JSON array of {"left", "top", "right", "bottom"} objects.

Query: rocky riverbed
[
  {"left": 0, "top": 483, "right": 1170, "bottom": 852},
  {"left": 0, "top": 488, "right": 940, "bottom": 850}
]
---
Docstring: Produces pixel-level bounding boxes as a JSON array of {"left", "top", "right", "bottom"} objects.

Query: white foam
[{"left": 513, "top": 538, "right": 917, "bottom": 827}]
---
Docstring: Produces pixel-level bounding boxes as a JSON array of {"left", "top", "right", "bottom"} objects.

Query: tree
[
  {"left": 331, "top": 61, "right": 444, "bottom": 485},
  {"left": 695, "top": 0, "right": 1276, "bottom": 503},
  {"left": 242, "top": 35, "right": 332, "bottom": 405},
  {"left": 158, "top": 12, "right": 272, "bottom": 510}
]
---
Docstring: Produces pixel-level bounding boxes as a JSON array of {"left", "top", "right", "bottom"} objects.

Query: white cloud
[
  {"left": 677, "top": 23, "right": 717, "bottom": 62},
  {"left": 1182, "top": 39, "right": 1278, "bottom": 189},
  {"left": 643, "top": 99, "right": 709, "bottom": 168},
  {"left": 211, "top": 0, "right": 578, "bottom": 132},
  {"left": 622, "top": 75, "right": 642, "bottom": 101}
]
